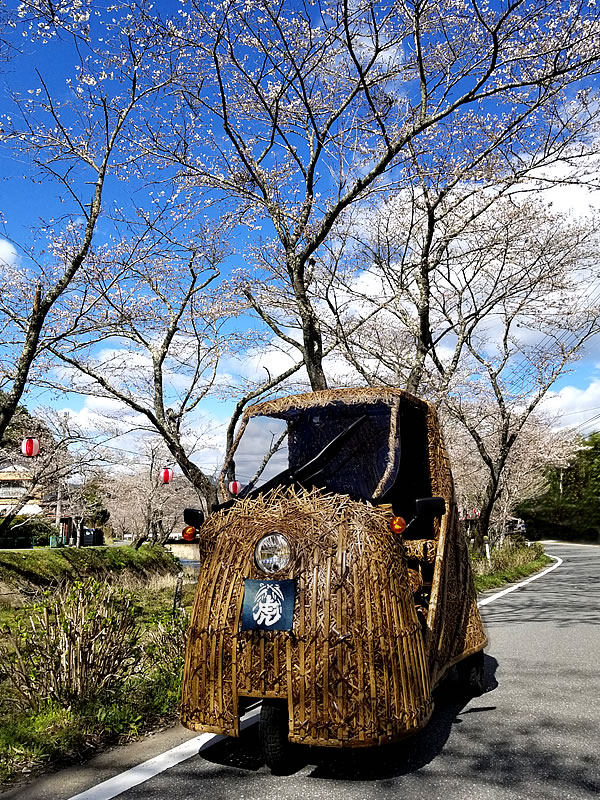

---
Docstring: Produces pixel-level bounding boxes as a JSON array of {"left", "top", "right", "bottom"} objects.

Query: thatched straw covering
[
  {"left": 423, "top": 405, "right": 487, "bottom": 683},
  {"left": 183, "top": 387, "right": 487, "bottom": 747},
  {"left": 181, "top": 486, "right": 433, "bottom": 746},
  {"left": 247, "top": 386, "right": 427, "bottom": 419}
]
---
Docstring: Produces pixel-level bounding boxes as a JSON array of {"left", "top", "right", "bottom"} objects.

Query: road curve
[{"left": 7, "top": 541, "right": 600, "bottom": 800}]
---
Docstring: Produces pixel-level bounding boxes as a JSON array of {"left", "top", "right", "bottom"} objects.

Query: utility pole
[{"left": 55, "top": 482, "right": 62, "bottom": 529}]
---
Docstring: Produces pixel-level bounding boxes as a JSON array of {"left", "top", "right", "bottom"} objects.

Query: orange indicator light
[
  {"left": 389, "top": 516, "right": 407, "bottom": 534},
  {"left": 182, "top": 525, "right": 197, "bottom": 541}
]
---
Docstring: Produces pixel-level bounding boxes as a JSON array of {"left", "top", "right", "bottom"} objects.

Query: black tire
[
  {"left": 259, "top": 699, "right": 297, "bottom": 775},
  {"left": 456, "top": 650, "right": 485, "bottom": 696}
]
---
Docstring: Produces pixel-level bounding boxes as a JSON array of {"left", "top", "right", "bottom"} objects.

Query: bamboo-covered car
[{"left": 181, "top": 388, "right": 487, "bottom": 771}]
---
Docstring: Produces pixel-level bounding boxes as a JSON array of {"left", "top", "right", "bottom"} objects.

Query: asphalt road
[{"left": 6, "top": 541, "right": 600, "bottom": 800}]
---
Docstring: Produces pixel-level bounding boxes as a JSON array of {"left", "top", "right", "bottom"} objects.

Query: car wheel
[
  {"left": 259, "top": 699, "right": 297, "bottom": 775},
  {"left": 456, "top": 650, "right": 485, "bottom": 696}
]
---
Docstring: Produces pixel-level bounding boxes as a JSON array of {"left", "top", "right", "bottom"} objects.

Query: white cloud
[
  {"left": 540, "top": 378, "right": 600, "bottom": 432},
  {"left": 0, "top": 239, "right": 19, "bottom": 268},
  {"left": 220, "top": 340, "right": 305, "bottom": 383},
  {"left": 531, "top": 158, "right": 600, "bottom": 217},
  {"left": 57, "top": 395, "right": 151, "bottom": 441},
  {"left": 56, "top": 394, "right": 227, "bottom": 475}
]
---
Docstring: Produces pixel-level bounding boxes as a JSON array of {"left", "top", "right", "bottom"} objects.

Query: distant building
[{"left": 0, "top": 464, "right": 42, "bottom": 516}]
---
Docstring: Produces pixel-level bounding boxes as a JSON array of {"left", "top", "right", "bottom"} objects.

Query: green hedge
[
  {"left": 0, "top": 545, "right": 180, "bottom": 590},
  {"left": 0, "top": 517, "right": 57, "bottom": 549}
]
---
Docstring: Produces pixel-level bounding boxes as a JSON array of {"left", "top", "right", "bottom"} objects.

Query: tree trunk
[
  {"left": 474, "top": 477, "right": 500, "bottom": 550},
  {"left": 290, "top": 255, "right": 328, "bottom": 391},
  {"left": 168, "top": 444, "right": 218, "bottom": 509},
  {"left": 304, "top": 334, "right": 328, "bottom": 390}
]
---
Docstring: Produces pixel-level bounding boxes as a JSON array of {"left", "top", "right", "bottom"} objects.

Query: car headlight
[{"left": 254, "top": 533, "right": 292, "bottom": 574}]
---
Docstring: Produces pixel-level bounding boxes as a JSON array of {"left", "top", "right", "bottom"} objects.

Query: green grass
[
  {"left": 0, "top": 703, "right": 85, "bottom": 782},
  {"left": 0, "top": 671, "right": 183, "bottom": 784},
  {"left": 473, "top": 546, "right": 553, "bottom": 593}
]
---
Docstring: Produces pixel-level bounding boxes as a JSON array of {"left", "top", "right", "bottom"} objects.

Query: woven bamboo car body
[{"left": 181, "top": 388, "right": 487, "bottom": 748}]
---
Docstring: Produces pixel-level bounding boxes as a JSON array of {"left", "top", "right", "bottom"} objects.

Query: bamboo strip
[
  {"left": 286, "top": 637, "right": 293, "bottom": 740},
  {"left": 336, "top": 514, "right": 346, "bottom": 741},
  {"left": 310, "top": 557, "right": 319, "bottom": 738},
  {"left": 229, "top": 566, "right": 247, "bottom": 736},
  {"left": 259, "top": 635, "right": 265, "bottom": 696},
  {"left": 273, "top": 636, "right": 280, "bottom": 694},
  {"left": 370, "top": 564, "right": 391, "bottom": 735},
  {"left": 362, "top": 558, "right": 378, "bottom": 737},
  {"left": 389, "top": 581, "right": 412, "bottom": 728},
  {"left": 214, "top": 562, "right": 238, "bottom": 726},
  {"left": 209, "top": 556, "right": 234, "bottom": 726},
  {"left": 381, "top": 575, "right": 402, "bottom": 726},
  {"left": 352, "top": 559, "right": 366, "bottom": 742},
  {"left": 195, "top": 537, "right": 226, "bottom": 712},
  {"left": 322, "top": 555, "right": 332, "bottom": 741},
  {"left": 298, "top": 555, "right": 306, "bottom": 730}
]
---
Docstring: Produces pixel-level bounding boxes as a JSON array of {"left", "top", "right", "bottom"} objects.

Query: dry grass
[
  {"left": 471, "top": 540, "right": 546, "bottom": 577},
  {"left": 471, "top": 541, "right": 551, "bottom": 592},
  {"left": 0, "top": 580, "right": 141, "bottom": 710}
]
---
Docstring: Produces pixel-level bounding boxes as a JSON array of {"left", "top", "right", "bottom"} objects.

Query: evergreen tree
[{"left": 518, "top": 434, "right": 600, "bottom": 542}]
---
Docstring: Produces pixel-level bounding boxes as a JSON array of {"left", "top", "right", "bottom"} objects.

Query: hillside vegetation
[
  {"left": 518, "top": 432, "right": 600, "bottom": 543},
  {"left": 0, "top": 545, "right": 180, "bottom": 594}
]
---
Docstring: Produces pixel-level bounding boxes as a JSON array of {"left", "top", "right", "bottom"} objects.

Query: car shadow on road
[{"left": 198, "top": 654, "right": 499, "bottom": 779}]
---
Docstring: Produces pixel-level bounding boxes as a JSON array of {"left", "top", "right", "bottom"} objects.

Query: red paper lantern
[
  {"left": 228, "top": 480, "right": 242, "bottom": 495},
  {"left": 161, "top": 468, "right": 173, "bottom": 484},
  {"left": 21, "top": 438, "right": 41, "bottom": 457}
]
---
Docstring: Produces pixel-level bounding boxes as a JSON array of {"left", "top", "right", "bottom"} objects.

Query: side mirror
[
  {"left": 415, "top": 497, "right": 446, "bottom": 519},
  {"left": 184, "top": 507, "right": 205, "bottom": 528}
]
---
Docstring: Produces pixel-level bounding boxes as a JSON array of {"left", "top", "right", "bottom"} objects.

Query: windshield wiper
[{"left": 213, "top": 414, "right": 367, "bottom": 511}]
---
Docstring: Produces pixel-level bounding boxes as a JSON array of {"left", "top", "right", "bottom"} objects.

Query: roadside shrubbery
[
  {"left": 472, "top": 540, "right": 552, "bottom": 592},
  {"left": 0, "top": 581, "right": 141, "bottom": 708},
  {"left": 0, "top": 576, "right": 190, "bottom": 783},
  {"left": 0, "top": 517, "right": 56, "bottom": 549}
]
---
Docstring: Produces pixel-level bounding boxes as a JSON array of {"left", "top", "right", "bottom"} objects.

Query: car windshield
[{"left": 232, "top": 401, "right": 400, "bottom": 502}]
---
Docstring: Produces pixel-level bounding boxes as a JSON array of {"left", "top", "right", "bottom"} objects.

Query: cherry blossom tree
[
  {"left": 0, "top": 403, "right": 114, "bottom": 537},
  {"left": 149, "top": 0, "right": 600, "bottom": 390},
  {"left": 3, "top": 0, "right": 600, "bottom": 516},
  {"left": 0, "top": 1, "right": 176, "bottom": 443},
  {"left": 330, "top": 191, "right": 600, "bottom": 542},
  {"left": 37, "top": 209, "right": 238, "bottom": 507},
  {"left": 442, "top": 408, "right": 579, "bottom": 544},
  {"left": 98, "top": 439, "right": 200, "bottom": 547}
]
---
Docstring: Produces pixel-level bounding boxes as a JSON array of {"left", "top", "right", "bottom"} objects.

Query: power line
[
  {"left": 494, "top": 268, "right": 600, "bottom": 396},
  {"left": 573, "top": 411, "right": 600, "bottom": 431}
]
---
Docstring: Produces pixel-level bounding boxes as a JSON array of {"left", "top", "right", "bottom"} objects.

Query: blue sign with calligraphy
[{"left": 241, "top": 579, "right": 296, "bottom": 631}]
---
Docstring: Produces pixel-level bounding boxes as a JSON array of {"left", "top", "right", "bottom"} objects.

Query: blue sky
[{"left": 2, "top": 0, "right": 600, "bottom": 478}]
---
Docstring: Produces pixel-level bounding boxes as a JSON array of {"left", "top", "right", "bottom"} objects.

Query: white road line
[
  {"left": 67, "top": 708, "right": 260, "bottom": 800},
  {"left": 540, "top": 539, "right": 599, "bottom": 547},
  {"left": 68, "top": 555, "right": 565, "bottom": 798},
  {"left": 477, "top": 554, "right": 563, "bottom": 607},
  {"left": 66, "top": 734, "right": 215, "bottom": 800}
]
